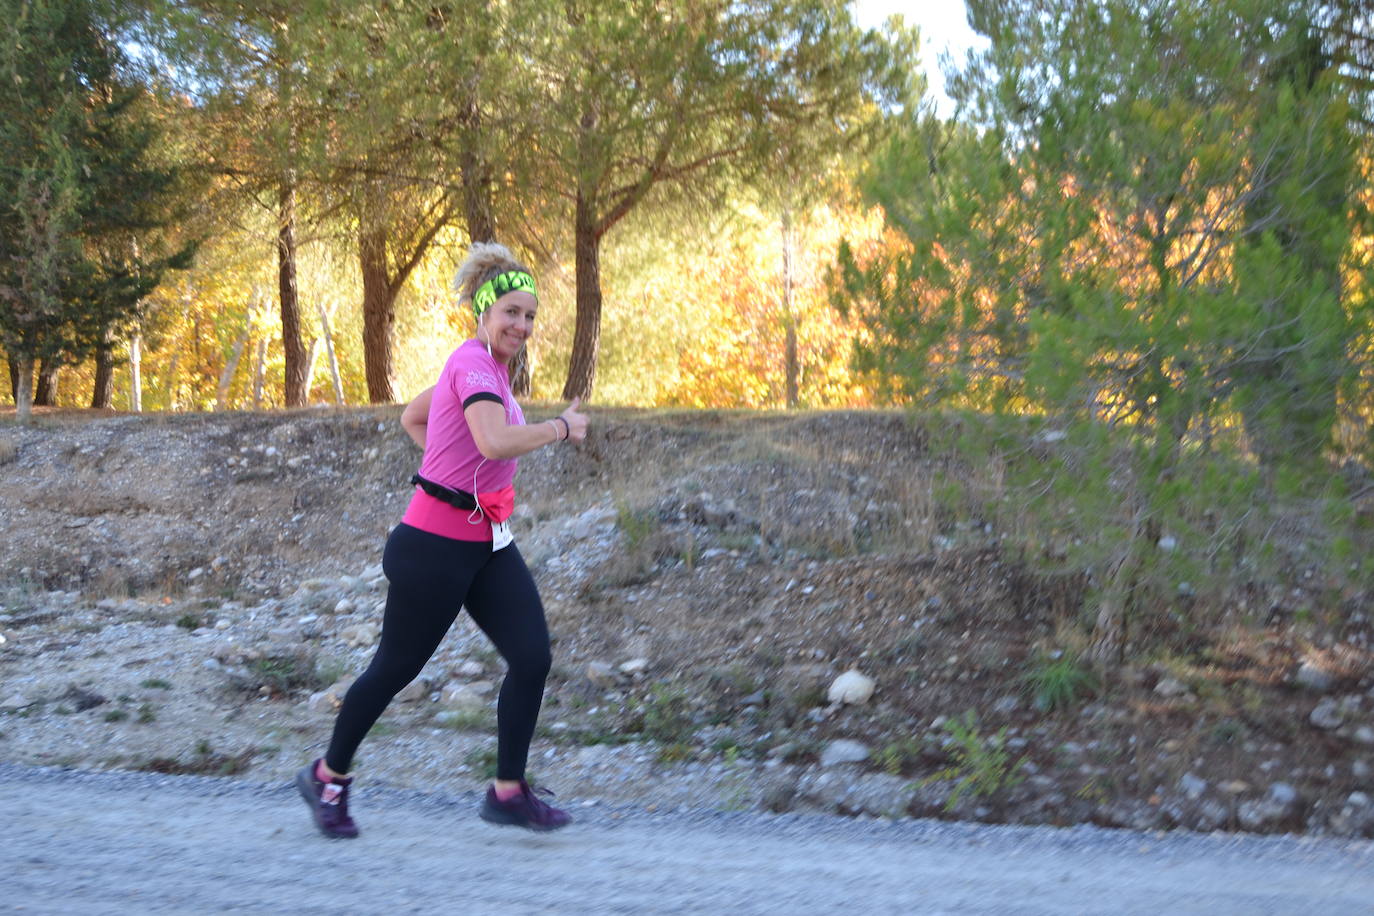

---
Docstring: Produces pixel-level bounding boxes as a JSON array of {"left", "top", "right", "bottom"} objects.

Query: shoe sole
[
  {"left": 479, "top": 801, "right": 570, "bottom": 832},
  {"left": 296, "top": 767, "right": 359, "bottom": 839}
]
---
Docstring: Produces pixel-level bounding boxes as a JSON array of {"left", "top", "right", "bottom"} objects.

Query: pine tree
[{"left": 0, "top": 0, "right": 191, "bottom": 418}]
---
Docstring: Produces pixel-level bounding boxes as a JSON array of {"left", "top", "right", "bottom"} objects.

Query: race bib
[{"left": 491, "top": 519, "right": 514, "bottom": 551}]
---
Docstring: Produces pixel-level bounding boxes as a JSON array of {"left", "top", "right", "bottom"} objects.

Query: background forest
[{"left": 3, "top": 0, "right": 1374, "bottom": 652}]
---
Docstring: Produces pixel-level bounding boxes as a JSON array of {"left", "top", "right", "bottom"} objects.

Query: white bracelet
[{"left": 547, "top": 419, "right": 562, "bottom": 442}]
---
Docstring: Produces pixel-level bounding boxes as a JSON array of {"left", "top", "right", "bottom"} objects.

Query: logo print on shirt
[{"left": 465, "top": 369, "right": 501, "bottom": 391}]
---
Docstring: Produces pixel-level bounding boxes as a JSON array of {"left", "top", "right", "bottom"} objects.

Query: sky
[{"left": 850, "top": 0, "right": 989, "bottom": 115}]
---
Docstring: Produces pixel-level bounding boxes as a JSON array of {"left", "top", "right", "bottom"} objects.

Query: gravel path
[{"left": 3, "top": 763, "right": 1372, "bottom": 914}]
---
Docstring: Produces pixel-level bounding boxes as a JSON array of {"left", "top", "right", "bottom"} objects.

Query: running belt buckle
[{"left": 410, "top": 473, "right": 477, "bottom": 511}]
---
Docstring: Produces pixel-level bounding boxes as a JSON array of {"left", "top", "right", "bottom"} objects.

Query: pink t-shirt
[{"left": 401, "top": 339, "right": 525, "bottom": 541}]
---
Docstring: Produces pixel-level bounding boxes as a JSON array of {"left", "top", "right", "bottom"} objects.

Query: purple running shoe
[
  {"left": 479, "top": 780, "right": 572, "bottom": 831},
  {"left": 295, "top": 759, "right": 359, "bottom": 839}
]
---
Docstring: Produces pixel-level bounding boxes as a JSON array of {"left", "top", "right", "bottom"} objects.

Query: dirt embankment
[{"left": 0, "top": 407, "right": 1371, "bottom": 838}]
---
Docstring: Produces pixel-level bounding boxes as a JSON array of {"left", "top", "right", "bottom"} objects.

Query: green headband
[{"left": 472, "top": 270, "right": 536, "bottom": 317}]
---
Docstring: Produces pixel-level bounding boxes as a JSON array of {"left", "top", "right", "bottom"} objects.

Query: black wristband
[{"left": 555, "top": 416, "right": 570, "bottom": 440}]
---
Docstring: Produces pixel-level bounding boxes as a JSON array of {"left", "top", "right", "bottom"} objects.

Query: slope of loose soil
[{"left": 0, "top": 406, "right": 1371, "bottom": 836}]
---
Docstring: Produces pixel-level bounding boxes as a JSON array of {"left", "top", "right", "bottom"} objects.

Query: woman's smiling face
[{"left": 480, "top": 291, "right": 538, "bottom": 363}]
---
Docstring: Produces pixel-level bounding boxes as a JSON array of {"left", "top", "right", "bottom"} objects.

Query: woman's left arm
[{"left": 401, "top": 386, "right": 435, "bottom": 448}]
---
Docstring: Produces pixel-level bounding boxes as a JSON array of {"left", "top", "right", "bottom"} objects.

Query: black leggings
[{"left": 324, "top": 523, "right": 552, "bottom": 781}]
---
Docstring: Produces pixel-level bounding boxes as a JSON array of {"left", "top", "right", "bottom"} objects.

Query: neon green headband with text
[{"left": 472, "top": 270, "right": 537, "bottom": 318}]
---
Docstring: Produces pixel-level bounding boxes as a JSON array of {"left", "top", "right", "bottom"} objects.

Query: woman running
[{"left": 297, "top": 241, "right": 587, "bottom": 835}]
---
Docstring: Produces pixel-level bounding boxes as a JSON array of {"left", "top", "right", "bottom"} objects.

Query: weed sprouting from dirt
[
  {"left": 239, "top": 651, "right": 330, "bottom": 697},
  {"left": 137, "top": 742, "right": 256, "bottom": 776},
  {"left": 920, "top": 711, "right": 1027, "bottom": 811},
  {"left": 637, "top": 683, "right": 696, "bottom": 745},
  {"left": 1023, "top": 652, "right": 1099, "bottom": 713}
]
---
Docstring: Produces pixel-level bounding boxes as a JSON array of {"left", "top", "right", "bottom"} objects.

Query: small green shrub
[
  {"left": 639, "top": 683, "right": 695, "bottom": 744},
  {"left": 463, "top": 746, "right": 499, "bottom": 779},
  {"left": 140, "top": 678, "right": 173, "bottom": 690},
  {"left": 137, "top": 703, "right": 157, "bottom": 723},
  {"left": 104, "top": 709, "right": 129, "bottom": 723},
  {"left": 138, "top": 743, "right": 254, "bottom": 776},
  {"left": 244, "top": 650, "right": 326, "bottom": 696},
  {"left": 435, "top": 707, "right": 494, "bottom": 731},
  {"left": 873, "top": 737, "right": 925, "bottom": 776},
  {"left": 920, "top": 711, "right": 1027, "bottom": 810},
  {"left": 1023, "top": 652, "right": 1098, "bottom": 713},
  {"left": 656, "top": 741, "right": 694, "bottom": 763},
  {"left": 616, "top": 503, "right": 660, "bottom": 551},
  {"left": 174, "top": 614, "right": 201, "bottom": 630}
]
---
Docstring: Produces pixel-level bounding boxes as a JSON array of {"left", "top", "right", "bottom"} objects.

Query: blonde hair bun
[{"left": 453, "top": 242, "right": 529, "bottom": 303}]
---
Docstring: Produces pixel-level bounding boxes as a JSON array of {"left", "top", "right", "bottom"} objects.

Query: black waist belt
[{"left": 410, "top": 473, "right": 477, "bottom": 510}]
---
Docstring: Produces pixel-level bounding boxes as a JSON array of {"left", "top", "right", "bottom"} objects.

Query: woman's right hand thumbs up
[{"left": 559, "top": 397, "right": 588, "bottom": 444}]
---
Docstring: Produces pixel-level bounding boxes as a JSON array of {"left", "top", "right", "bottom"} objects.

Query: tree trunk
[
  {"left": 279, "top": 182, "right": 307, "bottom": 408},
  {"left": 165, "top": 351, "right": 180, "bottom": 411},
  {"left": 318, "top": 299, "right": 345, "bottom": 405},
  {"left": 129, "top": 331, "right": 142, "bottom": 412},
  {"left": 562, "top": 194, "right": 602, "bottom": 402},
  {"left": 360, "top": 225, "right": 398, "bottom": 403},
  {"left": 7, "top": 352, "right": 18, "bottom": 403},
  {"left": 34, "top": 358, "right": 59, "bottom": 407},
  {"left": 460, "top": 144, "right": 496, "bottom": 245},
  {"left": 252, "top": 336, "right": 268, "bottom": 409},
  {"left": 92, "top": 340, "right": 116, "bottom": 409},
  {"left": 217, "top": 327, "right": 250, "bottom": 410},
  {"left": 14, "top": 354, "right": 34, "bottom": 422},
  {"left": 781, "top": 210, "right": 799, "bottom": 409}
]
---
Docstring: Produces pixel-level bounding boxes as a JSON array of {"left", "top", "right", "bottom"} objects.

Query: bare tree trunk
[
  {"left": 34, "top": 358, "right": 60, "bottom": 407},
  {"left": 360, "top": 225, "right": 398, "bottom": 403},
  {"left": 562, "top": 194, "right": 602, "bottom": 402},
  {"left": 129, "top": 331, "right": 142, "bottom": 412},
  {"left": 279, "top": 181, "right": 307, "bottom": 408},
  {"left": 303, "top": 329, "right": 321, "bottom": 400},
  {"left": 165, "top": 351, "right": 181, "bottom": 411},
  {"left": 460, "top": 143, "right": 497, "bottom": 245},
  {"left": 14, "top": 354, "right": 34, "bottom": 422},
  {"left": 7, "top": 351, "right": 19, "bottom": 403},
  {"left": 252, "top": 336, "right": 268, "bottom": 409},
  {"left": 781, "top": 209, "right": 799, "bottom": 409},
  {"left": 92, "top": 337, "right": 116, "bottom": 409},
  {"left": 217, "top": 327, "right": 250, "bottom": 410},
  {"left": 318, "top": 299, "right": 345, "bottom": 405}
]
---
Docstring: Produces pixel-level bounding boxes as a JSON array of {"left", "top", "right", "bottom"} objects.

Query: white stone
[
  {"left": 453, "top": 660, "right": 485, "bottom": 678},
  {"left": 440, "top": 683, "right": 487, "bottom": 709},
  {"left": 619, "top": 658, "right": 649, "bottom": 675},
  {"left": 586, "top": 661, "right": 619, "bottom": 687},
  {"left": 333, "top": 598, "right": 355, "bottom": 615},
  {"left": 819, "top": 739, "right": 871, "bottom": 767},
  {"left": 395, "top": 679, "right": 427, "bottom": 703},
  {"left": 1, "top": 694, "right": 32, "bottom": 710},
  {"left": 1179, "top": 772, "right": 1208, "bottom": 800},
  {"left": 1295, "top": 660, "right": 1334, "bottom": 692},
  {"left": 828, "top": 670, "right": 876, "bottom": 705},
  {"left": 307, "top": 689, "right": 341, "bottom": 713},
  {"left": 1154, "top": 676, "right": 1191, "bottom": 698},
  {"left": 342, "top": 623, "right": 379, "bottom": 648},
  {"left": 1310, "top": 698, "right": 1344, "bottom": 730},
  {"left": 1353, "top": 725, "right": 1374, "bottom": 747}
]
